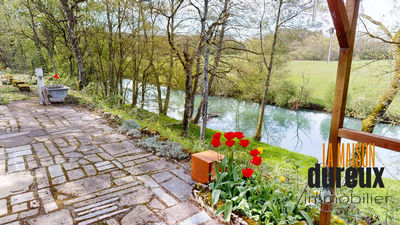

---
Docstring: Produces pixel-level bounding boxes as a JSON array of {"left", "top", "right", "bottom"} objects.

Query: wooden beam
[
  {"left": 338, "top": 128, "right": 400, "bottom": 152},
  {"left": 320, "top": 1, "right": 360, "bottom": 225},
  {"left": 327, "top": 0, "right": 351, "bottom": 48},
  {"left": 345, "top": 0, "right": 361, "bottom": 47}
]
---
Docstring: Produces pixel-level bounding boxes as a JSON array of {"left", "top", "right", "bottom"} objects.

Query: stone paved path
[{"left": 0, "top": 100, "right": 220, "bottom": 225}]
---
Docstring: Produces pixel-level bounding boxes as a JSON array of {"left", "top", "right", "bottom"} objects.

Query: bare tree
[
  {"left": 199, "top": 0, "right": 231, "bottom": 140},
  {"left": 162, "top": 0, "right": 206, "bottom": 136},
  {"left": 193, "top": 0, "right": 230, "bottom": 124},
  {"left": 253, "top": 0, "right": 312, "bottom": 141}
]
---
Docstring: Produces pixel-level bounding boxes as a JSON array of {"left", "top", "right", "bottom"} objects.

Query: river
[{"left": 123, "top": 80, "right": 400, "bottom": 179}]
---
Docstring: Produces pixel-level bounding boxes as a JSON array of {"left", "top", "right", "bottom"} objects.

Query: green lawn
[{"left": 286, "top": 60, "right": 400, "bottom": 116}]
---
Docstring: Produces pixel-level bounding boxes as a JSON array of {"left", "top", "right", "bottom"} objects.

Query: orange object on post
[{"left": 191, "top": 150, "right": 224, "bottom": 184}]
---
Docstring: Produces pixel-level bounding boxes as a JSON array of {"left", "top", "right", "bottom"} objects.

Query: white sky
[
  {"left": 361, "top": 0, "right": 399, "bottom": 29},
  {"left": 362, "top": 0, "right": 394, "bottom": 18}
]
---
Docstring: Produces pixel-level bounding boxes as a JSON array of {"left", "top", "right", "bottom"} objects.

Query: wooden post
[
  {"left": 36, "top": 68, "right": 44, "bottom": 105},
  {"left": 327, "top": 28, "right": 334, "bottom": 63},
  {"left": 319, "top": 1, "right": 360, "bottom": 224}
]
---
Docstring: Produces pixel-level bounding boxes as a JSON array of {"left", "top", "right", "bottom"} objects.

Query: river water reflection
[{"left": 123, "top": 80, "right": 400, "bottom": 178}]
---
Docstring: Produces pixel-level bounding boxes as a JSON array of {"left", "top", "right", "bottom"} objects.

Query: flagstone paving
[{"left": 0, "top": 100, "right": 220, "bottom": 225}]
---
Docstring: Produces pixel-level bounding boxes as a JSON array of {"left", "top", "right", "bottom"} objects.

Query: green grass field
[{"left": 286, "top": 60, "right": 400, "bottom": 116}]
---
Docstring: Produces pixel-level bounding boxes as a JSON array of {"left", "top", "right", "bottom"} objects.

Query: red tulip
[
  {"left": 211, "top": 138, "right": 221, "bottom": 148},
  {"left": 239, "top": 139, "right": 249, "bottom": 147},
  {"left": 250, "top": 156, "right": 262, "bottom": 166},
  {"left": 242, "top": 168, "right": 253, "bottom": 178},
  {"left": 213, "top": 132, "right": 221, "bottom": 140},
  {"left": 235, "top": 132, "right": 245, "bottom": 139},
  {"left": 250, "top": 149, "right": 260, "bottom": 157},
  {"left": 225, "top": 139, "right": 235, "bottom": 147},
  {"left": 224, "top": 132, "right": 236, "bottom": 140},
  {"left": 1, "top": 66, "right": 4, "bottom": 70},
  {"left": 53, "top": 74, "right": 60, "bottom": 79}
]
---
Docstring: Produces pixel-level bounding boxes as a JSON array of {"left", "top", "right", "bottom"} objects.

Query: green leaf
[
  {"left": 224, "top": 200, "right": 233, "bottom": 222},
  {"left": 300, "top": 210, "right": 313, "bottom": 225},
  {"left": 215, "top": 205, "right": 225, "bottom": 216},
  {"left": 212, "top": 189, "right": 221, "bottom": 206},
  {"left": 212, "top": 161, "right": 220, "bottom": 178},
  {"left": 232, "top": 166, "right": 239, "bottom": 181}
]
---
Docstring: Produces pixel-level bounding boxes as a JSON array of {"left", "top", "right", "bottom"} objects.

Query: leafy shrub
[
  {"left": 275, "top": 81, "right": 298, "bottom": 107},
  {"left": 323, "top": 82, "right": 335, "bottom": 110},
  {"left": 126, "top": 128, "right": 142, "bottom": 138},
  {"left": 82, "top": 82, "right": 98, "bottom": 95},
  {"left": 118, "top": 119, "right": 141, "bottom": 133},
  {"left": 104, "top": 95, "right": 124, "bottom": 109},
  {"left": 0, "top": 96, "right": 6, "bottom": 105},
  {"left": 269, "top": 80, "right": 298, "bottom": 107},
  {"left": 137, "top": 136, "right": 189, "bottom": 160}
]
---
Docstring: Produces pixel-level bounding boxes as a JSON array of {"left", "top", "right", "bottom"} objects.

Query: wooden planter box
[
  {"left": 12, "top": 80, "right": 25, "bottom": 87},
  {"left": 191, "top": 150, "right": 224, "bottom": 184},
  {"left": 17, "top": 83, "right": 30, "bottom": 91},
  {"left": 5, "top": 75, "right": 13, "bottom": 84}
]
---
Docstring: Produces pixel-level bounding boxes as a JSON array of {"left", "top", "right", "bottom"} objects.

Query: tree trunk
[
  {"left": 190, "top": 56, "right": 201, "bottom": 119},
  {"left": 254, "top": 0, "right": 282, "bottom": 141},
  {"left": 18, "top": 41, "right": 28, "bottom": 71},
  {"left": 200, "top": 42, "right": 210, "bottom": 140},
  {"left": 60, "top": 0, "right": 86, "bottom": 89},
  {"left": 105, "top": 0, "right": 114, "bottom": 95},
  {"left": 33, "top": 38, "right": 47, "bottom": 73},
  {"left": 182, "top": 63, "right": 194, "bottom": 137},
  {"left": 155, "top": 70, "right": 163, "bottom": 113},
  {"left": 361, "top": 31, "right": 400, "bottom": 133},
  {"left": 131, "top": 11, "right": 138, "bottom": 108},
  {"left": 117, "top": 2, "right": 122, "bottom": 98},
  {"left": 199, "top": 0, "right": 210, "bottom": 140},
  {"left": 162, "top": 49, "right": 174, "bottom": 115},
  {"left": 48, "top": 51, "right": 58, "bottom": 74},
  {"left": 141, "top": 80, "right": 146, "bottom": 109},
  {"left": 69, "top": 54, "right": 73, "bottom": 78}
]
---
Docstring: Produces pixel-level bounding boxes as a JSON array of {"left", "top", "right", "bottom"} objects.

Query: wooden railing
[{"left": 338, "top": 128, "right": 400, "bottom": 152}]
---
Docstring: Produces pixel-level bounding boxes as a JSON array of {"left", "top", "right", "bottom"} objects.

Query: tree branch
[{"left": 362, "top": 14, "right": 393, "bottom": 40}]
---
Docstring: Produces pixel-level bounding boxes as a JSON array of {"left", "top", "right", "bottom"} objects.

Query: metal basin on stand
[{"left": 44, "top": 85, "right": 69, "bottom": 103}]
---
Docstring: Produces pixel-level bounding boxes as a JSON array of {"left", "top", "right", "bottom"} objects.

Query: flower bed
[
  {"left": 191, "top": 183, "right": 254, "bottom": 225},
  {"left": 208, "top": 132, "right": 312, "bottom": 224}
]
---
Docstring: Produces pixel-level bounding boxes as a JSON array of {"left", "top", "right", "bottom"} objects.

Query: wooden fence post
[{"left": 319, "top": 1, "right": 360, "bottom": 224}]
